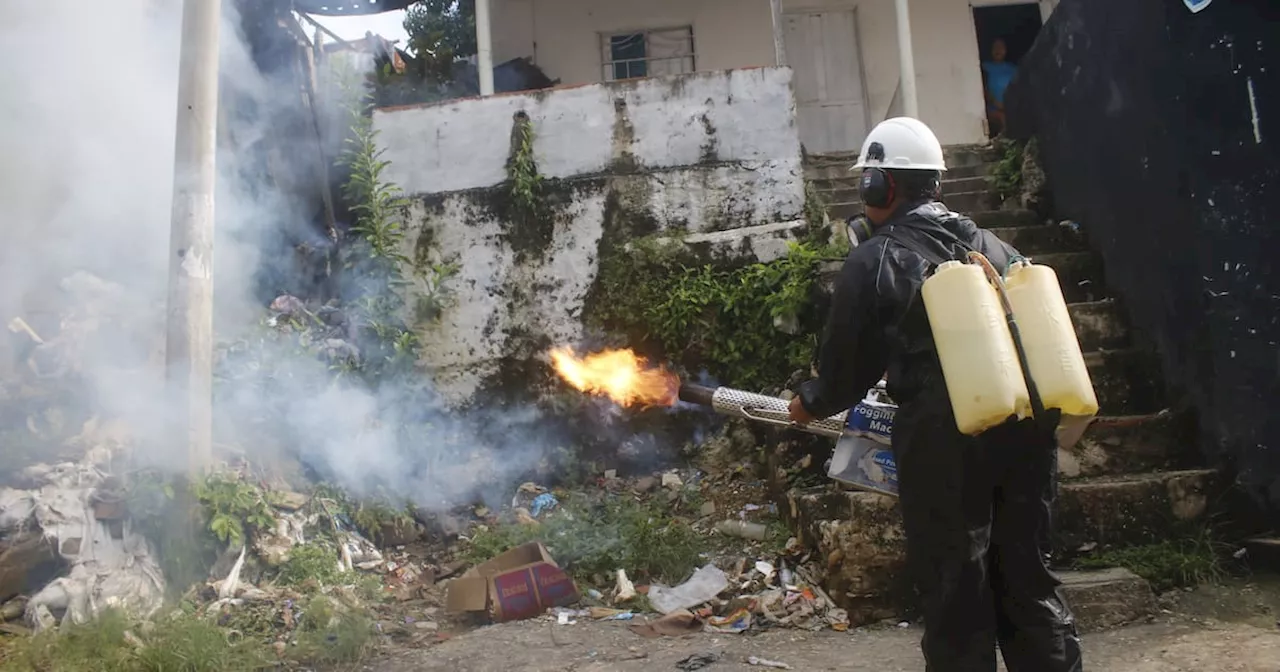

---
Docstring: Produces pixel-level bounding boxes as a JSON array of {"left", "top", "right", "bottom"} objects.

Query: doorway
[
  {"left": 972, "top": 2, "right": 1044, "bottom": 137},
  {"left": 783, "top": 9, "right": 870, "bottom": 155}
]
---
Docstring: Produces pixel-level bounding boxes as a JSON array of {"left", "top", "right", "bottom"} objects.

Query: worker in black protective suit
[{"left": 787, "top": 117, "right": 1083, "bottom": 672}]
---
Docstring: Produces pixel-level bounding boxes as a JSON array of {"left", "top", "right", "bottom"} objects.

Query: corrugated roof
[{"left": 292, "top": 0, "right": 417, "bottom": 16}]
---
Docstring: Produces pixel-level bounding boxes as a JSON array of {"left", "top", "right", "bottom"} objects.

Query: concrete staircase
[{"left": 780, "top": 147, "right": 1218, "bottom": 632}]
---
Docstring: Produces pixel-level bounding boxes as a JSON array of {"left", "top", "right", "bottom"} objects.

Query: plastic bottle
[
  {"left": 921, "top": 260, "right": 1031, "bottom": 435},
  {"left": 1004, "top": 261, "right": 1100, "bottom": 417}
]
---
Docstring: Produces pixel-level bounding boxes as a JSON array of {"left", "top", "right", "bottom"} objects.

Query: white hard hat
[{"left": 852, "top": 117, "right": 947, "bottom": 172}]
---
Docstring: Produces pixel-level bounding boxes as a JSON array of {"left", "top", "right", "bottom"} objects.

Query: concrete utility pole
[
  {"left": 769, "top": 0, "right": 787, "bottom": 67},
  {"left": 476, "top": 0, "right": 495, "bottom": 95},
  {"left": 893, "top": 0, "right": 920, "bottom": 119},
  {"left": 166, "top": 0, "right": 222, "bottom": 474}
]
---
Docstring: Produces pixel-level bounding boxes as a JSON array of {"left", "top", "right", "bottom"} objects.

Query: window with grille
[{"left": 601, "top": 27, "right": 696, "bottom": 81}]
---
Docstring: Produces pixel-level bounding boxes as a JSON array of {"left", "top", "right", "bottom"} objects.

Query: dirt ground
[
  {"left": 370, "top": 618, "right": 1280, "bottom": 671},
  {"left": 363, "top": 578, "right": 1280, "bottom": 672}
]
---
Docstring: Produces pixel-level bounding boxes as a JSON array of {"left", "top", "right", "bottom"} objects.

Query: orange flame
[{"left": 548, "top": 346, "right": 680, "bottom": 408}]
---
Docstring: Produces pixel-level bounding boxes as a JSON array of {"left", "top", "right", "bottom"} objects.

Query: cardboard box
[{"left": 445, "top": 542, "right": 580, "bottom": 622}]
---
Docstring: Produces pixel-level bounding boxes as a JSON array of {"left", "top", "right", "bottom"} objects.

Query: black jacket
[{"left": 798, "top": 200, "right": 1020, "bottom": 418}]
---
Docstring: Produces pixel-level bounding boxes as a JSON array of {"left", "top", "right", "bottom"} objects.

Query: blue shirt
[{"left": 982, "top": 61, "right": 1018, "bottom": 108}]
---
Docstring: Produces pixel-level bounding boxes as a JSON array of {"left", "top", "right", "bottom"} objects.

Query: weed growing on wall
[
  {"left": 499, "top": 111, "right": 557, "bottom": 260},
  {"left": 990, "top": 137, "right": 1026, "bottom": 204},
  {"left": 336, "top": 91, "right": 458, "bottom": 382},
  {"left": 589, "top": 238, "right": 842, "bottom": 390}
]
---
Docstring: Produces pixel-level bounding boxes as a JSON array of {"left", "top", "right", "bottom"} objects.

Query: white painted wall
[
  {"left": 490, "top": 0, "right": 1056, "bottom": 147},
  {"left": 375, "top": 67, "right": 800, "bottom": 197},
  {"left": 372, "top": 68, "right": 805, "bottom": 402}
]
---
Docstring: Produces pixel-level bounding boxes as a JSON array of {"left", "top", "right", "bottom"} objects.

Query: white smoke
[{"left": 0, "top": 1, "right": 550, "bottom": 509}]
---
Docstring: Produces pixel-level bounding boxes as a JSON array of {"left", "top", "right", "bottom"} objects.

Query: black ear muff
[{"left": 859, "top": 168, "right": 896, "bottom": 209}]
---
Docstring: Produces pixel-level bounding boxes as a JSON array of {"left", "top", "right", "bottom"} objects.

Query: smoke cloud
[{"left": 0, "top": 1, "right": 552, "bottom": 510}]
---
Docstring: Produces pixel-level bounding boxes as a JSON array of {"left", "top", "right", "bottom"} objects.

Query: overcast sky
[{"left": 309, "top": 9, "right": 410, "bottom": 47}]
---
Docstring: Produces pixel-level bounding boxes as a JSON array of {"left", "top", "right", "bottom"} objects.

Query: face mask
[{"left": 847, "top": 214, "right": 874, "bottom": 247}]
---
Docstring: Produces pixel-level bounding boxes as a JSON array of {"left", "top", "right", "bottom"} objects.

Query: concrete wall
[
  {"left": 1005, "top": 0, "right": 1280, "bottom": 518},
  {"left": 372, "top": 67, "right": 805, "bottom": 402},
  {"left": 490, "top": 0, "right": 1058, "bottom": 147}
]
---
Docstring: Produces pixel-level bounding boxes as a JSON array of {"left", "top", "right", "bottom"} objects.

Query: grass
[
  {"left": 0, "top": 610, "right": 273, "bottom": 672},
  {"left": 466, "top": 493, "right": 708, "bottom": 587},
  {"left": 291, "top": 596, "right": 376, "bottom": 667},
  {"left": 1072, "top": 530, "right": 1229, "bottom": 593},
  {"left": 0, "top": 593, "right": 378, "bottom": 671},
  {"left": 276, "top": 542, "right": 352, "bottom": 587}
]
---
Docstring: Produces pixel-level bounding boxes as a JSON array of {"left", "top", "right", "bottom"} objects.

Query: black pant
[{"left": 893, "top": 387, "right": 1083, "bottom": 672}]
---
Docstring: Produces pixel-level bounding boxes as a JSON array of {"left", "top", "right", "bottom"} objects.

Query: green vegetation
[
  {"left": 291, "top": 596, "right": 377, "bottom": 666},
  {"left": 1072, "top": 530, "right": 1228, "bottom": 593},
  {"left": 192, "top": 472, "right": 278, "bottom": 547},
  {"left": 403, "top": 0, "right": 477, "bottom": 83},
  {"left": 276, "top": 543, "right": 351, "bottom": 587},
  {"left": 466, "top": 494, "right": 707, "bottom": 586},
  {"left": 990, "top": 138, "right": 1025, "bottom": 203},
  {"left": 0, "top": 602, "right": 376, "bottom": 671},
  {"left": 335, "top": 86, "right": 459, "bottom": 384},
  {"left": 0, "top": 610, "right": 273, "bottom": 672},
  {"left": 589, "top": 237, "right": 842, "bottom": 390}
]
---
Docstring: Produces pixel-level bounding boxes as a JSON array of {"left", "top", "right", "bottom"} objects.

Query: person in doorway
[
  {"left": 787, "top": 117, "right": 1083, "bottom": 672},
  {"left": 982, "top": 38, "right": 1018, "bottom": 137}
]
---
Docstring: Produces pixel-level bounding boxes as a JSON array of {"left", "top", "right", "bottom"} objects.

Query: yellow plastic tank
[
  {"left": 1004, "top": 261, "right": 1100, "bottom": 417},
  {"left": 922, "top": 260, "right": 1032, "bottom": 435}
]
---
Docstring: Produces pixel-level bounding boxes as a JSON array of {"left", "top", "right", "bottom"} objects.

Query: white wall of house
[
  {"left": 490, "top": 0, "right": 1057, "bottom": 149},
  {"left": 372, "top": 68, "right": 805, "bottom": 402}
]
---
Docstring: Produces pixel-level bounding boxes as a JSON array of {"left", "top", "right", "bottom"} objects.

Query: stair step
[
  {"left": 1068, "top": 300, "right": 1130, "bottom": 351},
  {"left": 783, "top": 474, "right": 1204, "bottom": 626},
  {"left": 788, "top": 470, "right": 1218, "bottom": 555},
  {"left": 989, "top": 223, "right": 1090, "bottom": 255},
  {"left": 1061, "top": 411, "right": 1203, "bottom": 479},
  {"left": 824, "top": 191, "right": 996, "bottom": 221},
  {"left": 1030, "top": 252, "right": 1108, "bottom": 303},
  {"left": 812, "top": 174, "right": 990, "bottom": 197},
  {"left": 1057, "top": 568, "right": 1157, "bottom": 633},
  {"left": 944, "top": 144, "right": 998, "bottom": 168},
  {"left": 1055, "top": 469, "right": 1220, "bottom": 552},
  {"left": 1085, "top": 348, "right": 1166, "bottom": 415},
  {"left": 939, "top": 190, "right": 996, "bottom": 213},
  {"left": 972, "top": 209, "right": 1041, "bottom": 228},
  {"left": 945, "top": 163, "right": 991, "bottom": 180}
]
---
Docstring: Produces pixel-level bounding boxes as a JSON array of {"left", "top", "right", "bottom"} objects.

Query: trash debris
[
  {"left": 588, "top": 607, "right": 630, "bottom": 619},
  {"left": 629, "top": 609, "right": 705, "bottom": 638},
  {"left": 648, "top": 564, "right": 729, "bottom": 614},
  {"left": 615, "top": 569, "right": 637, "bottom": 603},
  {"left": 661, "top": 471, "right": 684, "bottom": 489},
  {"left": 530, "top": 493, "right": 559, "bottom": 518},
  {"left": 747, "top": 656, "right": 793, "bottom": 669},
  {"left": 445, "top": 542, "right": 579, "bottom": 622},
  {"left": 2, "top": 460, "right": 166, "bottom": 632},
  {"left": 675, "top": 651, "right": 722, "bottom": 670},
  {"left": 511, "top": 482, "right": 548, "bottom": 510},
  {"left": 716, "top": 520, "right": 767, "bottom": 541},
  {"left": 706, "top": 608, "right": 752, "bottom": 634},
  {"left": 217, "top": 546, "right": 247, "bottom": 600}
]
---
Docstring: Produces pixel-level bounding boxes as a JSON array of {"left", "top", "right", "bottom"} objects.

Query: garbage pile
[
  {"left": 0, "top": 456, "right": 166, "bottom": 633},
  {"left": 450, "top": 465, "right": 851, "bottom": 638}
]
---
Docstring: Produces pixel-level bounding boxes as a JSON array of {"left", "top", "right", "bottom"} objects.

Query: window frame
[{"left": 599, "top": 26, "right": 697, "bottom": 82}]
